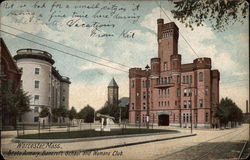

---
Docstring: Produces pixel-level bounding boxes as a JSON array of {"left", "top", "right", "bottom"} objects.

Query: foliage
[
  {"left": 2, "top": 88, "right": 30, "bottom": 114},
  {"left": 96, "top": 101, "right": 129, "bottom": 122},
  {"left": 77, "top": 105, "right": 95, "bottom": 123},
  {"left": 170, "top": 0, "right": 249, "bottom": 31},
  {"left": 51, "top": 105, "right": 68, "bottom": 123},
  {"left": 39, "top": 107, "right": 50, "bottom": 118},
  {"left": 97, "top": 104, "right": 119, "bottom": 122},
  {"left": 215, "top": 97, "right": 243, "bottom": 126},
  {"left": 2, "top": 88, "right": 30, "bottom": 127},
  {"left": 68, "top": 106, "right": 77, "bottom": 121}
]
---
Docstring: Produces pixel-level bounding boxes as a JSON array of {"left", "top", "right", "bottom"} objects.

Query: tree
[
  {"left": 68, "top": 106, "right": 77, "bottom": 124},
  {"left": 39, "top": 107, "right": 50, "bottom": 118},
  {"left": 170, "top": 0, "right": 249, "bottom": 31},
  {"left": 97, "top": 103, "right": 120, "bottom": 122},
  {"left": 51, "top": 106, "right": 68, "bottom": 126},
  {"left": 215, "top": 97, "right": 243, "bottom": 127},
  {"left": 77, "top": 105, "right": 95, "bottom": 123},
  {"left": 39, "top": 107, "right": 50, "bottom": 128},
  {"left": 51, "top": 108, "right": 60, "bottom": 123},
  {"left": 2, "top": 88, "right": 30, "bottom": 128}
]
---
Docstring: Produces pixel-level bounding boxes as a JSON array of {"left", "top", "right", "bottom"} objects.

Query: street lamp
[{"left": 145, "top": 64, "right": 150, "bottom": 129}]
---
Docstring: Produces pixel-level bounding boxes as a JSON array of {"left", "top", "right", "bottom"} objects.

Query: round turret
[{"left": 14, "top": 48, "right": 55, "bottom": 65}]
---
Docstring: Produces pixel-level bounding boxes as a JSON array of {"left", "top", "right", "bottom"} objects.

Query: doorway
[{"left": 158, "top": 114, "right": 169, "bottom": 126}]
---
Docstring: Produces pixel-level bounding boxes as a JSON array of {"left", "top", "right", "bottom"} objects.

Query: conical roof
[{"left": 108, "top": 78, "right": 118, "bottom": 88}]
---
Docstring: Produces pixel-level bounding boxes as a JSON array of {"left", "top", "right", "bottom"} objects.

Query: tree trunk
[{"left": 13, "top": 115, "right": 17, "bottom": 130}]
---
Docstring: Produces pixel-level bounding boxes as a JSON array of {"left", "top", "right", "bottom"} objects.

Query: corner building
[
  {"left": 13, "top": 49, "right": 70, "bottom": 124},
  {"left": 129, "top": 19, "right": 220, "bottom": 128}
]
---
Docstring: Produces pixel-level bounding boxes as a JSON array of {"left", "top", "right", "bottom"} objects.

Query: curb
[
  {"left": 12, "top": 131, "right": 180, "bottom": 143},
  {"left": 78, "top": 134, "right": 197, "bottom": 152}
]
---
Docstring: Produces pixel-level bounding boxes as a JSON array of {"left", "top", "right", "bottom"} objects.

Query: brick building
[
  {"left": 0, "top": 38, "right": 22, "bottom": 127},
  {"left": 129, "top": 19, "right": 220, "bottom": 128}
]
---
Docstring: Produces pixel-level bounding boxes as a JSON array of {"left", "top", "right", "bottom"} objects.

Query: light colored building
[
  {"left": 129, "top": 19, "right": 220, "bottom": 128},
  {"left": 13, "top": 49, "right": 70, "bottom": 124}
]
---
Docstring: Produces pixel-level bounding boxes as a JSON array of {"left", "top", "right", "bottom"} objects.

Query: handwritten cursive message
[{"left": 2, "top": 1, "right": 142, "bottom": 38}]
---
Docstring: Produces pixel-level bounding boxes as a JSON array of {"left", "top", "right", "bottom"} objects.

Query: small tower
[{"left": 108, "top": 78, "right": 119, "bottom": 107}]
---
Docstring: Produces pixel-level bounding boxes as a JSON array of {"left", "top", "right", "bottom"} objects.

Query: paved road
[{"left": 2, "top": 124, "right": 249, "bottom": 160}]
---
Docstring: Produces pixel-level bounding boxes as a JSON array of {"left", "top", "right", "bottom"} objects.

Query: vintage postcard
[{"left": 1, "top": 0, "right": 249, "bottom": 160}]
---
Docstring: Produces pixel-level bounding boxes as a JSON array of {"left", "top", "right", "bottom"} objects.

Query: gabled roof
[{"left": 108, "top": 78, "right": 118, "bottom": 88}]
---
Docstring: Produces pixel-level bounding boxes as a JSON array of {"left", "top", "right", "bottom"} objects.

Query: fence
[{"left": 15, "top": 120, "right": 159, "bottom": 137}]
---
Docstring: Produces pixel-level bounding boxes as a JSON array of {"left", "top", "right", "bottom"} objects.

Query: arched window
[{"left": 199, "top": 72, "right": 203, "bottom": 82}]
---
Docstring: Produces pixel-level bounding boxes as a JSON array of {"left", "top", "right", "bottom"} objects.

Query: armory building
[{"left": 129, "top": 19, "right": 220, "bottom": 128}]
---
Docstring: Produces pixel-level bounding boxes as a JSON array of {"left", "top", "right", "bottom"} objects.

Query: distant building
[
  {"left": 129, "top": 19, "right": 220, "bottom": 128},
  {"left": 107, "top": 78, "right": 119, "bottom": 107},
  {"left": 0, "top": 38, "right": 22, "bottom": 127},
  {"left": 13, "top": 49, "right": 71, "bottom": 124}
]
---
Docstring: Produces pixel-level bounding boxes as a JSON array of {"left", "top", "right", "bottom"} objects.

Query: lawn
[{"left": 17, "top": 128, "right": 179, "bottom": 139}]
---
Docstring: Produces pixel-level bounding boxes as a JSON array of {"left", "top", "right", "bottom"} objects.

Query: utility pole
[
  {"left": 119, "top": 106, "right": 122, "bottom": 124},
  {"left": 247, "top": 100, "right": 250, "bottom": 141},
  {"left": 185, "top": 84, "right": 195, "bottom": 134},
  {"left": 145, "top": 65, "right": 150, "bottom": 129},
  {"left": 189, "top": 84, "right": 193, "bottom": 134}
]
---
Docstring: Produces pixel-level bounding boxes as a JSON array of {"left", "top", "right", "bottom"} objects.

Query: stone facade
[
  {"left": 13, "top": 49, "right": 70, "bottom": 124},
  {"left": 129, "top": 19, "right": 220, "bottom": 128}
]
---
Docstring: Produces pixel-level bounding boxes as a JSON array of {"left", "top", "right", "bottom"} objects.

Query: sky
[{"left": 1, "top": 1, "right": 249, "bottom": 112}]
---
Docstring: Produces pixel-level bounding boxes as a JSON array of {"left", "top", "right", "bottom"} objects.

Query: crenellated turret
[
  {"left": 171, "top": 54, "right": 181, "bottom": 72},
  {"left": 193, "top": 57, "right": 211, "bottom": 70},
  {"left": 150, "top": 58, "right": 160, "bottom": 76},
  {"left": 129, "top": 68, "right": 147, "bottom": 78}
]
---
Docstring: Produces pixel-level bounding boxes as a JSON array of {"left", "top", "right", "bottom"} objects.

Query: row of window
[
  {"left": 131, "top": 72, "right": 204, "bottom": 88},
  {"left": 158, "top": 89, "right": 170, "bottom": 96},
  {"left": 183, "top": 99, "right": 203, "bottom": 108},
  {"left": 183, "top": 112, "right": 209, "bottom": 123},
  {"left": 183, "top": 75, "right": 192, "bottom": 84},
  {"left": 157, "top": 77, "right": 172, "bottom": 85},
  {"left": 183, "top": 87, "right": 208, "bottom": 97},
  {"left": 131, "top": 98, "right": 204, "bottom": 110},
  {"left": 158, "top": 101, "right": 170, "bottom": 107},
  {"left": 162, "top": 30, "right": 173, "bottom": 39},
  {"left": 33, "top": 95, "right": 65, "bottom": 102}
]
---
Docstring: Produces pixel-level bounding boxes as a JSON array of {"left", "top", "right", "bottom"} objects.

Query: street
[{"left": 1, "top": 124, "right": 249, "bottom": 160}]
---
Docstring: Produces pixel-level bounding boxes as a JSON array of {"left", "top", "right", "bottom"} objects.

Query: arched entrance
[{"left": 158, "top": 114, "right": 169, "bottom": 126}]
